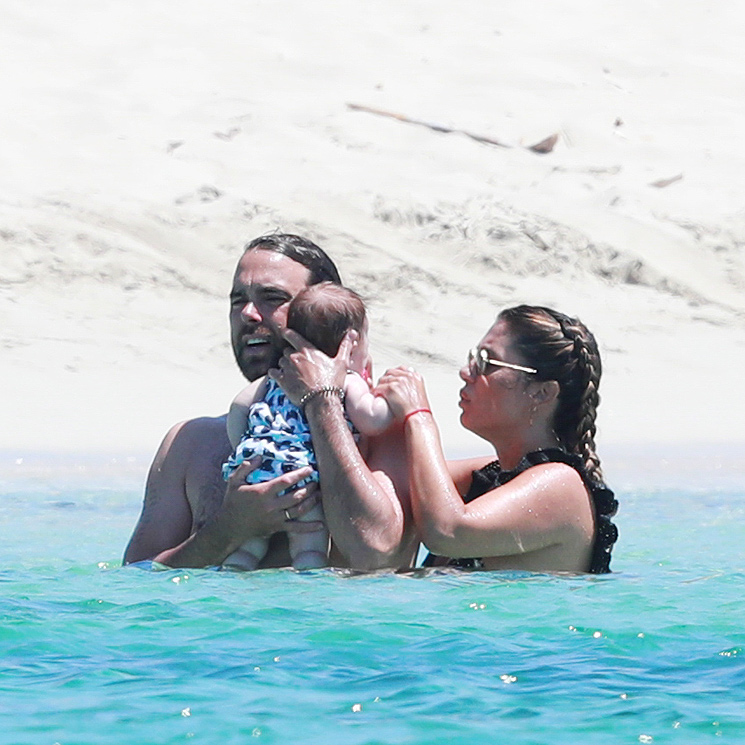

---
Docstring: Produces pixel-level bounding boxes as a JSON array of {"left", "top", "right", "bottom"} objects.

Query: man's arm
[
  {"left": 123, "top": 419, "right": 198, "bottom": 565},
  {"left": 123, "top": 416, "right": 322, "bottom": 568},
  {"left": 272, "top": 331, "right": 415, "bottom": 570},
  {"left": 306, "top": 395, "right": 411, "bottom": 568}
]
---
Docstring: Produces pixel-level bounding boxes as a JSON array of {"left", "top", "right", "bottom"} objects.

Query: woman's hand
[
  {"left": 270, "top": 329, "right": 355, "bottom": 407},
  {"left": 375, "top": 366, "right": 430, "bottom": 421}
]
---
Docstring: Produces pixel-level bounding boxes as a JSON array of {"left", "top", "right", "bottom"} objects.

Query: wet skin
[{"left": 230, "top": 249, "right": 312, "bottom": 382}]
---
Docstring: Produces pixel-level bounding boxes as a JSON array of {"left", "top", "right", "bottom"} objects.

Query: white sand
[{"left": 2, "top": 0, "right": 744, "bottom": 469}]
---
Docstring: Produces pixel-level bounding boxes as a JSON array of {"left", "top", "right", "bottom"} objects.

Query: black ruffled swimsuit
[{"left": 423, "top": 448, "right": 619, "bottom": 573}]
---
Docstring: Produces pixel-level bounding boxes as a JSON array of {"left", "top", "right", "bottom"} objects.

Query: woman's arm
[
  {"left": 376, "top": 368, "right": 592, "bottom": 562},
  {"left": 408, "top": 419, "right": 589, "bottom": 559},
  {"left": 343, "top": 372, "right": 394, "bottom": 436},
  {"left": 447, "top": 457, "right": 495, "bottom": 496}
]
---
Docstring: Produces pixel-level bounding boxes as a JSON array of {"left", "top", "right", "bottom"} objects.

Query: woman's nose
[{"left": 459, "top": 363, "right": 474, "bottom": 382}]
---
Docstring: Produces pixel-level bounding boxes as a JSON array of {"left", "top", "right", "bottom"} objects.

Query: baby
[{"left": 222, "top": 282, "right": 394, "bottom": 570}]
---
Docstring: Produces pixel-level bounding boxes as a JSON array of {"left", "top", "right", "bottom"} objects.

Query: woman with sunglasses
[{"left": 376, "top": 305, "right": 618, "bottom": 573}]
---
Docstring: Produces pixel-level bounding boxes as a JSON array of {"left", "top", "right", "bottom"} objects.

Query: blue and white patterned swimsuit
[{"left": 222, "top": 378, "right": 357, "bottom": 489}]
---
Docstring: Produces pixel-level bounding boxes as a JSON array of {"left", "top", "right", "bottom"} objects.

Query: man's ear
[{"left": 531, "top": 380, "right": 560, "bottom": 406}]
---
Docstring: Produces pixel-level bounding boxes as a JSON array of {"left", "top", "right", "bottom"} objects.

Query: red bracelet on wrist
[{"left": 403, "top": 408, "right": 432, "bottom": 424}]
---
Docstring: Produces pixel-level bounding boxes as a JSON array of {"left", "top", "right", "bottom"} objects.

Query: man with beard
[{"left": 123, "top": 234, "right": 417, "bottom": 570}]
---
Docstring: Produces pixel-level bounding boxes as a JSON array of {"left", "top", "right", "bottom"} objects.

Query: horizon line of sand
[{"left": 2, "top": 1, "right": 744, "bottom": 465}]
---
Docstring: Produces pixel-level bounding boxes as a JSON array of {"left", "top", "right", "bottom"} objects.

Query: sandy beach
[{"left": 2, "top": 0, "right": 744, "bottom": 469}]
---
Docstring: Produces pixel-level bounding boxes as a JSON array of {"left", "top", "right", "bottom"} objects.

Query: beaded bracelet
[
  {"left": 299, "top": 386, "right": 346, "bottom": 411},
  {"left": 403, "top": 408, "right": 432, "bottom": 424}
]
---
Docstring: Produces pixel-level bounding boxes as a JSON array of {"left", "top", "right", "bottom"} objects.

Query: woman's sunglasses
[{"left": 467, "top": 347, "right": 538, "bottom": 376}]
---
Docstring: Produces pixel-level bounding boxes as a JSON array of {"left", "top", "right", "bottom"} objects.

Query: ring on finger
[{"left": 284, "top": 509, "right": 292, "bottom": 521}]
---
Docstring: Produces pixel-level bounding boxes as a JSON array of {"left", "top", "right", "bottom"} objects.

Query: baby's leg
[
  {"left": 223, "top": 538, "right": 269, "bottom": 570},
  {"left": 220, "top": 455, "right": 275, "bottom": 569},
  {"left": 288, "top": 502, "right": 328, "bottom": 569}
]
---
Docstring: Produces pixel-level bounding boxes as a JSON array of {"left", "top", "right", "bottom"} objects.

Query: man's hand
[
  {"left": 269, "top": 328, "right": 355, "bottom": 406},
  {"left": 223, "top": 457, "right": 324, "bottom": 541}
]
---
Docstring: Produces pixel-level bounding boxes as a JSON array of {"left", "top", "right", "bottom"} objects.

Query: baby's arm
[
  {"left": 343, "top": 372, "right": 394, "bottom": 436},
  {"left": 226, "top": 378, "right": 267, "bottom": 447}
]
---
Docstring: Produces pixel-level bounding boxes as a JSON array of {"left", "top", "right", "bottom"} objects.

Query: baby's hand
[{"left": 375, "top": 367, "right": 430, "bottom": 421}]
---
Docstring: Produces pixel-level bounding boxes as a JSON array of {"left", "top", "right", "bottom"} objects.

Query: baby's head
[{"left": 287, "top": 282, "right": 370, "bottom": 374}]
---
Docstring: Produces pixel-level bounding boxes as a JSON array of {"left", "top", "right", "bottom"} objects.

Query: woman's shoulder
[
  {"left": 516, "top": 447, "right": 583, "bottom": 472},
  {"left": 466, "top": 448, "right": 606, "bottom": 506},
  {"left": 519, "top": 449, "right": 617, "bottom": 513},
  {"left": 499, "top": 458, "right": 589, "bottom": 501},
  {"left": 495, "top": 449, "right": 612, "bottom": 492},
  {"left": 509, "top": 449, "right": 618, "bottom": 574}
]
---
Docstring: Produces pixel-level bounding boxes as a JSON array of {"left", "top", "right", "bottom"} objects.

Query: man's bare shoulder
[
  {"left": 178, "top": 414, "right": 228, "bottom": 436},
  {"left": 151, "top": 415, "right": 231, "bottom": 481},
  {"left": 124, "top": 415, "right": 233, "bottom": 565},
  {"left": 160, "top": 415, "right": 229, "bottom": 453}
]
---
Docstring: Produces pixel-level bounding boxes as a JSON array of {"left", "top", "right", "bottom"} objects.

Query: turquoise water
[{"left": 2, "top": 450, "right": 744, "bottom": 744}]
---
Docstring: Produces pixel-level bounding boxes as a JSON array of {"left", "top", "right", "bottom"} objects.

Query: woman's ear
[{"left": 531, "top": 380, "right": 560, "bottom": 406}]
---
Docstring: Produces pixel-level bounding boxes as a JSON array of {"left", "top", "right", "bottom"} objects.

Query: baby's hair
[{"left": 287, "top": 282, "right": 366, "bottom": 357}]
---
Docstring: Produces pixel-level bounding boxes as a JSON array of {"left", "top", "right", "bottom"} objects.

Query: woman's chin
[{"left": 460, "top": 412, "right": 490, "bottom": 442}]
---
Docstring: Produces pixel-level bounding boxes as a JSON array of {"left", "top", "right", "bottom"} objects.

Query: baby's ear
[{"left": 336, "top": 329, "right": 358, "bottom": 361}]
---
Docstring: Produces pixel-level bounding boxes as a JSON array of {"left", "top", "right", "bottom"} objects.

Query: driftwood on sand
[
  {"left": 347, "top": 103, "right": 558, "bottom": 154},
  {"left": 649, "top": 173, "right": 683, "bottom": 188}
]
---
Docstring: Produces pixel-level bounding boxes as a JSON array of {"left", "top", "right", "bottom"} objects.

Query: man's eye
[
  {"left": 261, "top": 292, "right": 291, "bottom": 306},
  {"left": 230, "top": 295, "right": 246, "bottom": 307}
]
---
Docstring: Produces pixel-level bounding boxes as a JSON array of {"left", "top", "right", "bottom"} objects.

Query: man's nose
[{"left": 241, "top": 301, "right": 262, "bottom": 322}]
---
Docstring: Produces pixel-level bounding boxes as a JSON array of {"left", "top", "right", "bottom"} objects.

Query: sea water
[{"left": 1, "top": 448, "right": 744, "bottom": 745}]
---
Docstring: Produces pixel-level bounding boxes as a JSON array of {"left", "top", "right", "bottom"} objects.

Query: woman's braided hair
[{"left": 500, "top": 305, "right": 604, "bottom": 484}]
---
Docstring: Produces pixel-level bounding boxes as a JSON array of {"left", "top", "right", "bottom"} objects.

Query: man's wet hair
[
  {"left": 287, "top": 282, "right": 366, "bottom": 357},
  {"left": 244, "top": 233, "right": 342, "bottom": 285}
]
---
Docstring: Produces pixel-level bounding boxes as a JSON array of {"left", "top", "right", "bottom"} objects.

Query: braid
[
  {"left": 556, "top": 316, "right": 604, "bottom": 483},
  {"left": 498, "top": 305, "right": 617, "bottom": 572},
  {"left": 502, "top": 305, "right": 604, "bottom": 484}
]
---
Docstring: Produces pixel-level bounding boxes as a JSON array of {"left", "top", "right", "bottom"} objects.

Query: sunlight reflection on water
[{"left": 1, "top": 445, "right": 744, "bottom": 743}]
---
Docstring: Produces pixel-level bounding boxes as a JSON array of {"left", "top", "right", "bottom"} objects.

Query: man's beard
[{"left": 232, "top": 334, "right": 285, "bottom": 381}]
